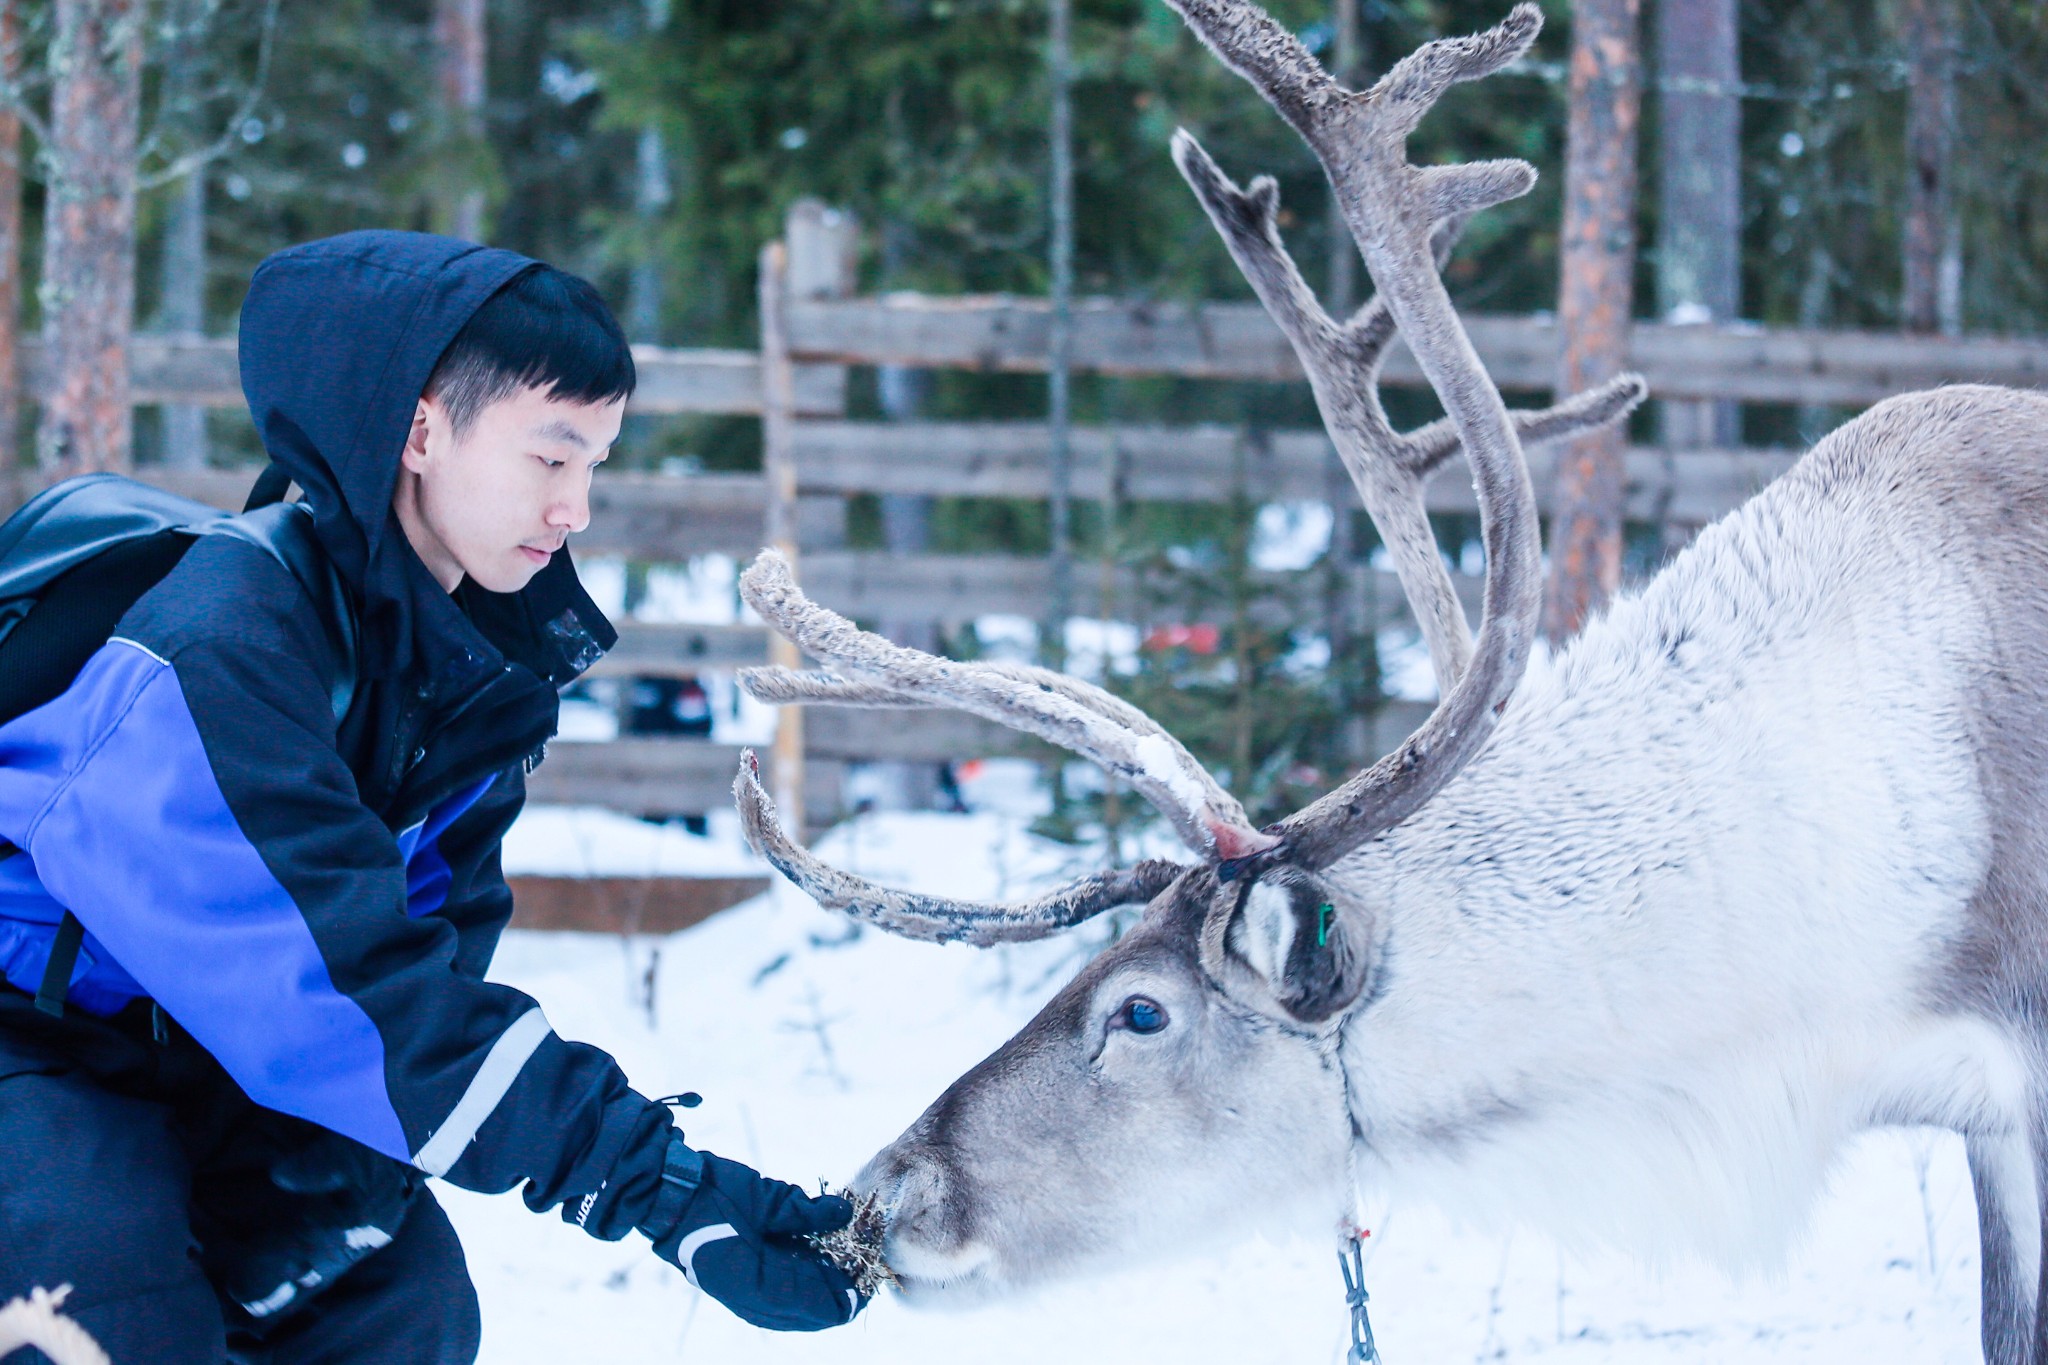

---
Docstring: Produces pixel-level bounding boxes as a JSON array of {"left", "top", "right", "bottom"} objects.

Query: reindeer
[{"left": 730, "top": 4, "right": 2048, "bottom": 1359}]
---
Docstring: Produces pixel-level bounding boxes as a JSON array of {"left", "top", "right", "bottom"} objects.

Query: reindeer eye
[{"left": 1118, "top": 997, "right": 1169, "bottom": 1035}]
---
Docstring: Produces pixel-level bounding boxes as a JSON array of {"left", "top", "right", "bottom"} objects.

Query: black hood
[{"left": 239, "top": 230, "right": 614, "bottom": 689}]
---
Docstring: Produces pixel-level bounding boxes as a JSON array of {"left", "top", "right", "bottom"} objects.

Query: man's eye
[{"left": 537, "top": 455, "right": 566, "bottom": 469}]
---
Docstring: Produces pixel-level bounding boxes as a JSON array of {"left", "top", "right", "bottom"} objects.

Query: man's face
[{"left": 395, "top": 384, "right": 624, "bottom": 594}]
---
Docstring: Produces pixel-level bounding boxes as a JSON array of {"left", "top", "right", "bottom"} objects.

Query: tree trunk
[
  {"left": 758, "top": 238, "right": 802, "bottom": 828},
  {"left": 1044, "top": 0, "right": 1074, "bottom": 670},
  {"left": 0, "top": 0, "right": 22, "bottom": 500},
  {"left": 625, "top": 0, "right": 671, "bottom": 341},
  {"left": 434, "top": 0, "right": 486, "bottom": 242},
  {"left": 38, "top": 0, "right": 144, "bottom": 476},
  {"left": 626, "top": 127, "right": 668, "bottom": 339},
  {"left": 1794, "top": 241, "right": 1835, "bottom": 441},
  {"left": 159, "top": 167, "right": 208, "bottom": 469},
  {"left": 1901, "top": 0, "right": 1959, "bottom": 335},
  {"left": 1325, "top": 0, "right": 1366, "bottom": 763},
  {"left": 1544, "top": 0, "right": 1641, "bottom": 642},
  {"left": 1655, "top": 0, "right": 1739, "bottom": 448}
]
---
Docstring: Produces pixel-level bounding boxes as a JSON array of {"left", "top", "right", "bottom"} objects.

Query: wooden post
[
  {"left": 1901, "top": 0, "right": 1959, "bottom": 336},
  {"left": 1544, "top": 0, "right": 1642, "bottom": 641},
  {"left": 783, "top": 201, "right": 857, "bottom": 303},
  {"left": 763, "top": 201, "right": 856, "bottom": 830},
  {"left": 38, "top": 0, "right": 143, "bottom": 477},
  {"left": 434, "top": 0, "right": 486, "bottom": 242},
  {"left": 1656, "top": 0, "right": 1740, "bottom": 448},
  {"left": 758, "top": 239, "right": 803, "bottom": 830}
]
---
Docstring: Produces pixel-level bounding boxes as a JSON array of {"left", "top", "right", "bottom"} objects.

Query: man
[{"left": 0, "top": 231, "right": 863, "bottom": 1362}]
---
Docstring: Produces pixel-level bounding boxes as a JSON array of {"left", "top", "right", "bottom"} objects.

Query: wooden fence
[{"left": 97, "top": 203, "right": 2048, "bottom": 823}]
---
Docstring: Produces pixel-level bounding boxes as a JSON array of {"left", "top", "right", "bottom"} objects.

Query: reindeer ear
[{"left": 1210, "top": 870, "right": 1373, "bottom": 1025}]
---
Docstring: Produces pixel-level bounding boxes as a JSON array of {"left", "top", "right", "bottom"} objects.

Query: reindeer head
[{"left": 732, "top": 0, "right": 1645, "bottom": 1303}]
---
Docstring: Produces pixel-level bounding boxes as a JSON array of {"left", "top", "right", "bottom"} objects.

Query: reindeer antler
[
  {"left": 1173, "top": 134, "right": 1644, "bottom": 692},
  {"left": 735, "top": 3, "right": 1638, "bottom": 938},
  {"left": 738, "top": 549, "right": 1273, "bottom": 860},
  {"left": 729, "top": 550, "right": 1270, "bottom": 940},
  {"left": 1167, "top": 0, "right": 1605, "bottom": 874},
  {"left": 734, "top": 753, "right": 1185, "bottom": 945}
]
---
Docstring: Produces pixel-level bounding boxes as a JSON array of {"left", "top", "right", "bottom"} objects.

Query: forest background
[{"left": 3, "top": 0, "right": 2046, "bottom": 830}]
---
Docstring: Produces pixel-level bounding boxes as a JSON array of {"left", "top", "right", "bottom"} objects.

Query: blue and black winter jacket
[{"left": 0, "top": 231, "right": 675, "bottom": 1223}]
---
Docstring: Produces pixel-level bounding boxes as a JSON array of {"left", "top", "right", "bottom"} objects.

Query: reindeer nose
[
  {"left": 888, "top": 1160, "right": 947, "bottom": 1226},
  {"left": 855, "top": 1146, "right": 933, "bottom": 1216},
  {"left": 855, "top": 1147, "right": 963, "bottom": 1256}
]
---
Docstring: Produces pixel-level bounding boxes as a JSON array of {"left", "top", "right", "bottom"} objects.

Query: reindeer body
[
  {"left": 728, "top": 2, "right": 2048, "bottom": 1353},
  {"left": 842, "top": 388, "right": 2048, "bottom": 1358},
  {"left": 1343, "top": 385, "right": 2047, "bottom": 1291}
]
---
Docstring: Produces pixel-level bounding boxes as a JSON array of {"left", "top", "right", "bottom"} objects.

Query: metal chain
[{"left": 1339, "top": 1233, "right": 1381, "bottom": 1365}]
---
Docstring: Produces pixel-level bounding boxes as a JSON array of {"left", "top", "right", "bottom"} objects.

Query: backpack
[{"left": 0, "top": 465, "right": 358, "bottom": 1018}]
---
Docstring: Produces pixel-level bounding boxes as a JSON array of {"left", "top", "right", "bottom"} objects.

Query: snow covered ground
[{"left": 448, "top": 803, "right": 1988, "bottom": 1363}]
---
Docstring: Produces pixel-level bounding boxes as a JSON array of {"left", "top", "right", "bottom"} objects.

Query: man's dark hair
[{"left": 424, "top": 265, "right": 636, "bottom": 436}]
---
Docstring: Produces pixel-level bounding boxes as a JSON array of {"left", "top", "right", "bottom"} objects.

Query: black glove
[
  {"left": 192, "top": 1119, "right": 419, "bottom": 1322},
  {"left": 640, "top": 1135, "right": 866, "bottom": 1332}
]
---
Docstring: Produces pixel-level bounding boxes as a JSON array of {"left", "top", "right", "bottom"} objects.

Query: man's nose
[{"left": 547, "top": 481, "right": 592, "bottom": 536}]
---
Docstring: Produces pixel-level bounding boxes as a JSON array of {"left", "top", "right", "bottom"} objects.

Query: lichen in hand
[{"left": 808, "top": 1189, "right": 900, "bottom": 1298}]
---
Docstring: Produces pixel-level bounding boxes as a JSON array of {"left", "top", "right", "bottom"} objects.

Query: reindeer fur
[
  {"left": 1344, "top": 384, "right": 2045, "bottom": 1275},
  {"left": 854, "top": 386, "right": 2048, "bottom": 1365},
  {"left": 738, "top": 1, "right": 2048, "bottom": 1354}
]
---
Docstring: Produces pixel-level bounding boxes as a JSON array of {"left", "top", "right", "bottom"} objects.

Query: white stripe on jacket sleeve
[{"left": 411, "top": 1006, "right": 553, "bottom": 1177}]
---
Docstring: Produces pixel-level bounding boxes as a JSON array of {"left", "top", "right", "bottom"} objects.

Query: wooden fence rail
[
  {"left": 138, "top": 434, "right": 1796, "bottom": 562},
  {"left": 58, "top": 312, "right": 2048, "bottom": 416},
  {"left": 135, "top": 462, "right": 1471, "bottom": 625},
  {"left": 784, "top": 297, "right": 2048, "bottom": 405},
  {"left": 92, "top": 267, "right": 2048, "bottom": 826},
  {"left": 525, "top": 702, "right": 1437, "bottom": 819},
  {"left": 33, "top": 335, "right": 849, "bottom": 416},
  {"left": 786, "top": 420, "right": 1799, "bottom": 525}
]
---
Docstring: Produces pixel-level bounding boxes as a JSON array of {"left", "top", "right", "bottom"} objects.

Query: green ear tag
[{"left": 1317, "top": 903, "right": 1334, "bottom": 947}]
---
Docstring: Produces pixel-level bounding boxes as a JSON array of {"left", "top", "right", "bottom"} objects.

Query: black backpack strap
[
  {"left": 36, "top": 911, "right": 83, "bottom": 1018},
  {"left": 0, "top": 837, "right": 80, "bottom": 1019},
  {"left": 243, "top": 463, "right": 294, "bottom": 513},
  {"left": 212, "top": 503, "right": 358, "bottom": 725}
]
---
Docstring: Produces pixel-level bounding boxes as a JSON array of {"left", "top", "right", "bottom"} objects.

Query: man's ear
[
  {"left": 401, "top": 398, "right": 436, "bottom": 474},
  {"left": 1199, "top": 869, "right": 1374, "bottom": 1025}
]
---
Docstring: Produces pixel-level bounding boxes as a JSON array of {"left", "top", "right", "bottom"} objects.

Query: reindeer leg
[{"left": 1968, "top": 1116, "right": 2040, "bottom": 1363}]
